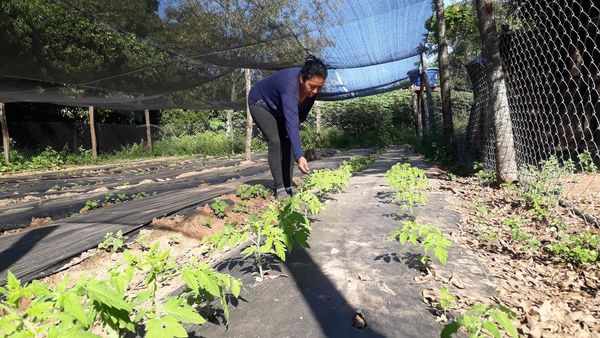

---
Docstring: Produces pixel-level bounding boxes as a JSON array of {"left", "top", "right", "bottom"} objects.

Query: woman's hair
[{"left": 300, "top": 55, "right": 328, "bottom": 80}]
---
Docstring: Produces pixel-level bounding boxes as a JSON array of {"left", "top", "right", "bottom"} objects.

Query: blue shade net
[{"left": 0, "top": 0, "right": 432, "bottom": 109}]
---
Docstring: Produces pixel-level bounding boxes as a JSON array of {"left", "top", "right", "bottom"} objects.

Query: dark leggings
[{"left": 250, "top": 103, "right": 294, "bottom": 189}]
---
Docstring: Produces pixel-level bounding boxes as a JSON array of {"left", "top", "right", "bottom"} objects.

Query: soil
[
  {"left": 562, "top": 172, "right": 600, "bottom": 220},
  {"left": 150, "top": 193, "right": 274, "bottom": 240},
  {"left": 441, "top": 175, "right": 599, "bottom": 337},
  {"left": 29, "top": 217, "right": 52, "bottom": 228}
]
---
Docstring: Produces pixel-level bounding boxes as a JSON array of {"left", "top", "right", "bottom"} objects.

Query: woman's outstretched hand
[{"left": 297, "top": 156, "right": 311, "bottom": 174}]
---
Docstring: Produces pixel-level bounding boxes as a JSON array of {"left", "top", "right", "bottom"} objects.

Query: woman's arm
[
  {"left": 281, "top": 93, "right": 304, "bottom": 161},
  {"left": 281, "top": 94, "right": 310, "bottom": 174}
]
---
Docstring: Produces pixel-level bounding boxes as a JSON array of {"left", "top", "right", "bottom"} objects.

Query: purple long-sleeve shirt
[{"left": 248, "top": 67, "right": 316, "bottom": 161}]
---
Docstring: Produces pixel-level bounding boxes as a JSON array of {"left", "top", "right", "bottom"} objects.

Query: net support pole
[
  {"left": 144, "top": 109, "right": 152, "bottom": 153},
  {"left": 244, "top": 69, "right": 252, "bottom": 162},
  {"left": 88, "top": 106, "right": 97, "bottom": 160},
  {"left": 315, "top": 101, "right": 322, "bottom": 136},
  {"left": 435, "top": 0, "right": 454, "bottom": 145},
  {"left": 0, "top": 102, "right": 10, "bottom": 164},
  {"left": 475, "top": 0, "right": 518, "bottom": 183},
  {"left": 420, "top": 51, "right": 437, "bottom": 135}
]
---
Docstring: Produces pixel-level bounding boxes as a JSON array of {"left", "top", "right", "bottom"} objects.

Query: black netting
[{"left": 0, "top": 0, "right": 435, "bottom": 109}]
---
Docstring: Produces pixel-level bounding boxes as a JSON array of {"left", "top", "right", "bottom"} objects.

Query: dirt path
[{"left": 190, "top": 146, "right": 493, "bottom": 338}]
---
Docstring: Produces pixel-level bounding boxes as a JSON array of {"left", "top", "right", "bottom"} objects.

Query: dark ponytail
[{"left": 300, "top": 55, "right": 328, "bottom": 81}]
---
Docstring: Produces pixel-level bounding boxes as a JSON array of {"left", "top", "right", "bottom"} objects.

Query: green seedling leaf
[
  {"left": 85, "top": 280, "right": 131, "bottom": 312},
  {"left": 163, "top": 297, "right": 206, "bottom": 325},
  {"left": 145, "top": 315, "right": 188, "bottom": 338},
  {"left": 482, "top": 320, "right": 501, "bottom": 338},
  {"left": 490, "top": 309, "right": 518, "bottom": 338},
  {"left": 441, "top": 321, "right": 461, "bottom": 338}
]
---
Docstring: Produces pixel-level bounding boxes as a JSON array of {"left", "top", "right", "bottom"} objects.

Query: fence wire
[
  {"left": 466, "top": 0, "right": 600, "bottom": 219},
  {"left": 1, "top": 121, "right": 265, "bottom": 159}
]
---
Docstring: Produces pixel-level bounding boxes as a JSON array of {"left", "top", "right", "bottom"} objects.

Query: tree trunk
[
  {"left": 420, "top": 51, "right": 437, "bottom": 135},
  {"left": 315, "top": 101, "right": 322, "bottom": 135},
  {"left": 226, "top": 110, "right": 233, "bottom": 136},
  {"left": 435, "top": 0, "right": 454, "bottom": 145},
  {"left": 244, "top": 69, "right": 252, "bottom": 161},
  {"left": 475, "top": 0, "right": 518, "bottom": 183},
  {"left": 412, "top": 91, "right": 422, "bottom": 137},
  {"left": 145, "top": 109, "right": 152, "bottom": 153},
  {"left": 419, "top": 79, "right": 429, "bottom": 137},
  {"left": 89, "top": 106, "right": 97, "bottom": 160},
  {"left": 0, "top": 103, "right": 10, "bottom": 164}
]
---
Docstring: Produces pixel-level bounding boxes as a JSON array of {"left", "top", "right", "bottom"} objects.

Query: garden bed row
[{"left": 0, "top": 150, "right": 380, "bottom": 337}]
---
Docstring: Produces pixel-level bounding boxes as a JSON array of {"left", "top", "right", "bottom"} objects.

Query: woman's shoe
[
  {"left": 275, "top": 187, "right": 289, "bottom": 199},
  {"left": 285, "top": 186, "right": 295, "bottom": 196}
]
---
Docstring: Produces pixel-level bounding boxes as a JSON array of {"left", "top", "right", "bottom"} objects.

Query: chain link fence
[{"left": 465, "top": 0, "right": 600, "bottom": 219}]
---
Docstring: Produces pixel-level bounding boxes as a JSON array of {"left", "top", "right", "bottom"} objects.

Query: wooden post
[
  {"left": 89, "top": 106, "right": 97, "bottom": 160},
  {"left": 435, "top": 0, "right": 454, "bottom": 145},
  {"left": 412, "top": 90, "right": 422, "bottom": 137},
  {"left": 244, "top": 69, "right": 252, "bottom": 161},
  {"left": 419, "top": 73, "right": 429, "bottom": 137},
  {"left": 144, "top": 109, "right": 152, "bottom": 153},
  {"left": 228, "top": 75, "right": 237, "bottom": 154},
  {"left": 0, "top": 103, "right": 10, "bottom": 164},
  {"left": 420, "top": 51, "right": 437, "bottom": 135},
  {"left": 475, "top": 0, "right": 518, "bottom": 183},
  {"left": 315, "top": 101, "right": 322, "bottom": 135}
]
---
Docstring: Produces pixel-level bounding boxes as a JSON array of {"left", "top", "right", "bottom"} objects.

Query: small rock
[
  {"left": 331, "top": 248, "right": 340, "bottom": 255},
  {"left": 452, "top": 277, "right": 465, "bottom": 289},
  {"left": 352, "top": 312, "right": 367, "bottom": 329},
  {"left": 357, "top": 273, "right": 371, "bottom": 282}
]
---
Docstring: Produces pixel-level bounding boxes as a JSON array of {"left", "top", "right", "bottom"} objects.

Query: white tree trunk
[
  {"left": 435, "top": 0, "right": 454, "bottom": 145},
  {"left": 475, "top": 0, "right": 518, "bottom": 183},
  {"left": 145, "top": 109, "right": 152, "bottom": 153},
  {"left": 244, "top": 69, "right": 252, "bottom": 161},
  {"left": 315, "top": 101, "right": 322, "bottom": 135},
  {"left": 0, "top": 103, "right": 10, "bottom": 164},
  {"left": 420, "top": 51, "right": 437, "bottom": 134},
  {"left": 89, "top": 106, "right": 97, "bottom": 160},
  {"left": 412, "top": 91, "right": 422, "bottom": 137}
]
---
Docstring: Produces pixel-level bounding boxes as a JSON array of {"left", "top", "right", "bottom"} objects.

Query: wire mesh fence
[
  {"left": 465, "top": 0, "right": 600, "bottom": 219},
  {"left": 4, "top": 122, "right": 159, "bottom": 157},
  {"left": 1, "top": 121, "right": 267, "bottom": 160}
]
